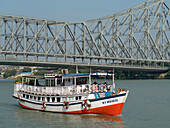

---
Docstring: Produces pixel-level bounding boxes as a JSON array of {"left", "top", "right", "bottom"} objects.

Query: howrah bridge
[{"left": 0, "top": 0, "right": 170, "bottom": 72}]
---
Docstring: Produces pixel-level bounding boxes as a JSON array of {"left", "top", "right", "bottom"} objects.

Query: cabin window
[
  {"left": 45, "top": 79, "right": 51, "bottom": 87},
  {"left": 42, "top": 97, "right": 44, "bottom": 101},
  {"left": 76, "top": 96, "right": 78, "bottom": 100},
  {"left": 57, "top": 78, "right": 62, "bottom": 85},
  {"left": 30, "top": 95, "right": 33, "bottom": 99},
  {"left": 29, "top": 79, "right": 34, "bottom": 85},
  {"left": 38, "top": 97, "right": 41, "bottom": 101},
  {"left": 79, "top": 96, "right": 81, "bottom": 100},
  {"left": 45, "top": 79, "right": 55, "bottom": 87},
  {"left": 45, "top": 80, "right": 48, "bottom": 86},
  {"left": 47, "top": 97, "right": 50, "bottom": 102},
  {"left": 76, "top": 96, "right": 81, "bottom": 100},
  {"left": 26, "top": 95, "right": 29, "bottom": 99},
  {"left": 72, "top": 78, "right": 74, "bottom": 84},
  {"left": 23, "top": 94, "right": 25, "bottom": 98},
  {"left": 57, "top": 97, "right": 60, "bottom": 102},
  {"left": 52, "top": 97, "right": 55, "bottom": 102},
  {"left": 51, "top": 80, "right": 55, "bottom": 87},
  {"left": 69, "top": 97, "right": 74, "bottom": 101},
  {"left": 76, "top": 78, "right": 88, "bottom": 85},
  {"left": 62, "top": 97, "right": 66, "bottom": 102},
  {"left": 34, "top": 96, "right": 36, "bottom": 100}
]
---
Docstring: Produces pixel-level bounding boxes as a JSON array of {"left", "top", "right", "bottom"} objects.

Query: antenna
[
  {"left": 113, "top": 69, "right": 115, "bottom": 93},
  {"left": 76, "top": 65, "right": 78, "bottom": 73}
]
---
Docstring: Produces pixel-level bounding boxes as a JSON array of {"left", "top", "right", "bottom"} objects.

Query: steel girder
[{"left": 0, "top": 0, "right": 169, "bottom": 70}]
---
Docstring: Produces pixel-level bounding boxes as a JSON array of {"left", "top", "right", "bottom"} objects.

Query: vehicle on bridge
[{"left": 12, "top": 72, "right": 129, "bottom": 115}]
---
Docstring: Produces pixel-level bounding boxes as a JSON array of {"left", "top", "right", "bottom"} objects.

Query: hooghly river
[{"left": 0, "top": 79, "right": 170, "bottom": 128}]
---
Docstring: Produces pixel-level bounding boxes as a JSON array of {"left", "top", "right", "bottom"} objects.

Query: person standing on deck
[{"left": 92, "top": 82, "right": 98, "bottom": 92}]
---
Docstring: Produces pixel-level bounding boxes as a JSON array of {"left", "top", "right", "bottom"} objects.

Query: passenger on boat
[
  {"left": 107, "top": 85, "right": 111, "bottom": 92},
  {"left": 103, "top": 82, "right": 107, "bottom": 92},
  {"left": 92, "top": 82, "right": 98, "bottom": 92},
  {"left": 61, "top": 82, "right": 64, "bottom": 86},
  {"left": 28, "top": 80, "right": 34, "bottom": 85},
  {"left": 36, "top": 79, "right": 40, "bottom": 86}
]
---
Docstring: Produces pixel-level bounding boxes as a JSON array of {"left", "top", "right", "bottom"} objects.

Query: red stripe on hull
[
  {"left": 18, "top": 101, "right": 125, "bottom": 115},
  {"left": 66, "top": 103, "right": 125, "bottom": 115},
  {"left": 18, "top": 101, "right": 38, "bottom": 111}
]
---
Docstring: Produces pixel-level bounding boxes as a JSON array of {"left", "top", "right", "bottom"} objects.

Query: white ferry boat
[{"left": 13, "top": 71, "right": 129, "bottom": 115}]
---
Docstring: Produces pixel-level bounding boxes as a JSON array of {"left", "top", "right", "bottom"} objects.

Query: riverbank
[{"left": 1, "top": 66, "right": 170, "bottom": 80}]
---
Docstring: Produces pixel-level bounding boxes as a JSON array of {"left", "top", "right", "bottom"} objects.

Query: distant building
[
  {"left": 19, "top": 67, "right": 24, "bottom": 70},
  {"left": 18, "top": 72, "right": 34, "bottom": 77}
]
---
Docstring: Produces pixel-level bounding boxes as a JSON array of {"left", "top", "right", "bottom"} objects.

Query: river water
[{"left": 0, "top": 79, "right": 169, "bottom": 128}]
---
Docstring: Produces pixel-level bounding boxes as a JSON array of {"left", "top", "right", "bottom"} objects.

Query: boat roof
[
  {"left": 90, "top": 72, "right": 113, "bottom": 76},
  {"left": 44, "top": 72, "right": 113, "bottom": 78},
  {"left": 62, "top": 73, "right": 89, "bottom": 78},
  {"left": 21, "top": 75, "right": 44, "bottom": 79},
  {"left": 44, "top": 73, "right": 89, "bottom": 78}
]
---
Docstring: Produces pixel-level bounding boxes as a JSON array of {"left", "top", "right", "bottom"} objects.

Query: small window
[
  {"left": 23, "top": 94, "right": 25, "bottom": 98},
  {"left": 30, "top": 95, "right": 33, "bottom": 99},
  {"left": 42, "top": 97, "right": 44, "bottom": 101},
  {"left": 57, "top": 97, "right": 60, "bottom": 102},
  {"left": 72, "top": 78, "right": 74, "bottom": 84},
  {"left": 51, "top": 80, "right": 55, "bottom": 87},
  {"left": 34, "top": 96, "right": 36, "bottom": 100},
  {"left": 79, "top": 96, "right": 81, "bottom": 100},
  {"left": 45, "top": 80, "right": 48, "bottom": 86},
  {"left": 57, "top": 79, "right": 61, "bottom": 85},
  {"left": 38, "top": 97, "right": 41, "bottom": 101},
  {"left": 69, "top": 97, "right": 73, "bottom": 101},
  {"left": 76, "top": 96, "right": 78, "bottom": 100},
  {"left": 52, "top": 97, "right": 55, "bottom": 102},
  {"left": 47, "top": 97, "right": 50, "bottom": 102},
  {"left": 26, "top": 95, "right": 29, "bottom": 99}
]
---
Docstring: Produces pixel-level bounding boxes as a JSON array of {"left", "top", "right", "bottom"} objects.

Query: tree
[
  {"left": 33, "top": 70, "right": 48, "bottom": 76},
  {"left": 22, "top": 67, "right": 31, "bottom": 72},
  {"left": 3, "top": 69, "right": 17, "bottom": 78}
]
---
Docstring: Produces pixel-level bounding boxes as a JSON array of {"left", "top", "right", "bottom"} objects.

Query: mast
[
  {"left": 89, "top": 68, "right": 92, "bottom": 92},
  {"left": 75, "top": 65, "right": 78, "bottom": 86},
  {"left": 112, "top": 69, "right": 115, "bottom": 93},
  {"left": 76, "top": 65, "right": 78, "bottom": 73}
]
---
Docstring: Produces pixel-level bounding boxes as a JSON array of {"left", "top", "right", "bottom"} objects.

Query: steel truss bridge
[{"left": 0, "top": 0, "right": 169, "bottom": 71}]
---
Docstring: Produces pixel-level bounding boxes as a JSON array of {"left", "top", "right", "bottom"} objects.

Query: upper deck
[{"left": 14, "top": 72, "right": 114, "bottom": 96}]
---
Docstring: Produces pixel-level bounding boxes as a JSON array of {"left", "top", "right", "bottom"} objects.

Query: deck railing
[
  {"left": 14, "top": 83, "right": 91, "bottom": 95},
  {"left": 14, "top": 82, "right": 112, "bottom": 96}
]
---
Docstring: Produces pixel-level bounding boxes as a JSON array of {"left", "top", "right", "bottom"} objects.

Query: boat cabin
[
  {"left": 44, "top": 73, "right": 89, "bottom": 87},
  {"left": 14, "top": 72, "right": 115, "bottom": 103}
]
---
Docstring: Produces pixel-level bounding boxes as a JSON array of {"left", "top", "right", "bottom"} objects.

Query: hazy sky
[{"left": 0, "top": 0, "right": 170, "bottom": 21}]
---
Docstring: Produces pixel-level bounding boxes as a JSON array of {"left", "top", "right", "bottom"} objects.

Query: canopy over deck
[
  {"left": 62, "top": 73, "right": 90, "bottom": 78},
  {"left": 20, "top": 75, "right": 44, "bottom": 79},
  {"left": 90, "top": 72, "right": 113, "bottom": 76}
]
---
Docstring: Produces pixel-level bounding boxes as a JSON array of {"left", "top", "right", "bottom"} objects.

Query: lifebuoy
[
  {"left": 63, "top": 101, "right": 69, "bottom": 109},
  {"left": 82, "top": 100, "right": 91, "bottom": 110},
  {"left": 42, "top": 102, "right": 46, "bottom": 109},
  {"left": 18, "top": 95, "right": 21, "bottom": 100}
]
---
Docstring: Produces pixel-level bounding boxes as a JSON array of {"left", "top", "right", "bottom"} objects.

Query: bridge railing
[{"left": 7, "top": 57, "right": 167, "bottom": 70}]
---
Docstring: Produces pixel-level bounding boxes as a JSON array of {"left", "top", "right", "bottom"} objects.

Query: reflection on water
[
  {"left": 14, "top": 107, "right": 124, "bottom": 128},
  {"left": 1, "top": 80, "right": 170, "bottom": 128}
]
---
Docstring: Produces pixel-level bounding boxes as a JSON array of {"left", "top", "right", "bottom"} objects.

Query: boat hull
[{"left": 14, "top": 91, "right": 129, "bottom": 115}]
